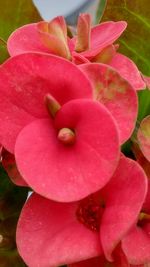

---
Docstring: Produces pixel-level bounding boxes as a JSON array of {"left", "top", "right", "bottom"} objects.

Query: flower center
[
  {"left": 58, "top": 128, "right": 76, "bottom": 145},
  {"left": 76, "top": 196, "right": 104, "bottom": 232}
]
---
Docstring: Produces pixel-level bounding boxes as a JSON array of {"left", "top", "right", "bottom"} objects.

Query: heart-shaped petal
[
  {"left": 7, "top": 23, "right": 50, "bottom": 56},
  {"left": 17, "top": 193, "right": 102, "bottom": 267},
  {"left": 80, "top": 63, "right": 138, "bottom": 144},
  {"left": 122, "top": 225, "right": 150, "bottom": 265},
  {"left": 15, "top": 100, "right": 119, "bottom": 202},
  {"left": 110, "top": 53, "right": 146, "bottom": 90},
  {"left": 71, "top": 21, "right": 127, "bottom": 59},
  {"left": 0, "top": 53, "right": 92, "bottom": 153},
  {"left": 100, "top": 155, "right": 147, "bottom": 261}
]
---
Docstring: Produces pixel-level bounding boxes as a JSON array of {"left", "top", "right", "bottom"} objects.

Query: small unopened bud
[
  {"left": 75, "top": 13, "right": 91, "bottom": 52},
  {"left": 58, "top": 128, "right": 76, "bottom": 145},
  {"left": 45, "top": 94, "right": 61, "bottom": 118}
]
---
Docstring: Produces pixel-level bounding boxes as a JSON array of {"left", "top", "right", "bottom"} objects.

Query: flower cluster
[{"left": 0, "top": 13, "right": 150, "bottom": 267}]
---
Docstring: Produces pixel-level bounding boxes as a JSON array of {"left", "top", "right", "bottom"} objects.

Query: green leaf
[
  {"left": 0, "top": 0, "right": 42, "bottom": 63},
  {"left": 101, "top": 0, "right": 150, "bottom": 76},
  {"left": 138, "top": 89, "right": 150, "bottom": 121},
  {"left": 0, "top": 164, "right": 28, "bottom": 219},
  {"left": 0, "top": 164, "right": 28, "bottom": 265},
  {"left": 96, "top": 0, "right": 106, "bottom": 23}
]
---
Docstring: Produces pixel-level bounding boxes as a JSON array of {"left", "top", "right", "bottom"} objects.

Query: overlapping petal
[
  {"left": 16, "top": 154, "right": 147, "bottom": 267},
  {"left": 7, "top": 16, "right": 127, "bottom": 62},
  {"left": 80, "top": 63, "right": 138, "bottom": 144},
  {"left": 137, "top": 115, "right": 150, "bottom": 162},
  {"left": 91, "top": 44, "right": 116, "bottom": 64},
  {"left": 110, "top": 53, "right": 146, "bottom": 90},
  {"left": 15, "top": 100, "right": 120, "bottom": 202},
  {"left": 100, "top": 155, "right": 147, "bottom": 261},
  {"left": 122, "top": 181, "right": 150, "bottom": 265},
  {"left": 69, "top": 248, "right": 131, "bottom": 267},
  {"left": 17, "top": 193, "right": 102, "bottom": 267},
  {"left": 0, "top": 53, "right": 92, "bottom": 153},
  {"left": 7, "top": 23, "right": 50, "bottom": 56},
  {"left": 122, "top": 225, "right": 150, "bottom": 265},
  {"left": 37, "top": 16, "right": 71, "bottom": 59},
  {"left": 75, "top": 14, "right": 91, "bottom": 53},
  {"left": 71, "top": 21, "right": 127, "bottom": 59}
]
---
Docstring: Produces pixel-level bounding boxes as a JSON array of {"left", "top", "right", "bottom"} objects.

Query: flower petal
[
  {"left": 15, "top": 100, "right": 119, "bottom": 202},
  {"left": 7, "top": 23, "right": 50, "bottom": 56},
  {"left": 72, "top": 21, "right": 127, "bottom": 59},
  {"left": 142, "top": 180, "right": 150, "bottom": 214},
  {"left": 0, "top": 53, "right": 92, "bottom": 153},
  {"left": 122, "top": 225, "right": 150, "bottom": 265},
  {"left": 91, "top": 45, "right": 116, "bottom": 64},
  {"left": 137, "top": 115, "right": 150, "bottom": 162},
  {"left": 75, "top": 14, "right": 91, "bottom": 53},
  {"left": 80, "top": 63, "right": 138, "bottom": 144},
  {"left": 17, "top": 193, "right": 102, "bottom": 267},
  {"left": 72, "top": 52, "right": 90, "bottom": 65},
  {"left": 100, "top": 155, "right": 148, "bottom": 261},
  {"left": 142, "top": 75, "right": 150, "bottom": 90},
  {"left": 37, "top": 17, "right": 71, "bottom": 59},
  {"left": 110, "top": 53, "right": 146, "bottom": 90},
  {"left": 69, "top": 246, "right": 130, "bottom": 267}
]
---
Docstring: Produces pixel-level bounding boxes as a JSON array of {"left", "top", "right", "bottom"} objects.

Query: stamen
[
  {"left": 58, "top": 128, "right": 76, "bottom": 145},
  {"left": 76, "top": 196, "right": 103, "bottom": 232}
]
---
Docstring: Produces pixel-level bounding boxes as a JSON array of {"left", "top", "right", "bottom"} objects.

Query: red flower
[
  {"left": 0, "top": 53, "right": 120, "bottom": 202},
  {"left": 16, "top": 155, "right": 147, "bottom": 267},
  {"left": 7, "top": 14, "right": 145, "bottom": 91},
  {"left": 0, "top": 53, "right": 92, "bottom": 153},
  {"left": 7, "top": 15, "right": 126, "bottom": 60}
]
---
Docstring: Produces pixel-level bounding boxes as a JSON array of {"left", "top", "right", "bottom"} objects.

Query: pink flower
[
  {"left": 7, "top": 15, "right": 126, "bottom": 60},
  {"left": 80, "top": 63, "right": 138, "bottom": 144},
  {"left": 7, "top": 14, "right": 145, "bottom": 90},
  {"left": 0, "top": 53, "right": 92, "bottom": 153},
  {"left": 121, "top": 180, "right": 150, "bottom": 266},
  {"left": 0, "top": 53, "right": 120, "bottom": 202},
  {"left": 16, "top": 155, "right": 147, "bottom": 267}
]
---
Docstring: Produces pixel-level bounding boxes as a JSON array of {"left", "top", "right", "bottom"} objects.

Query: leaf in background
[
  {"left": 0, "top": 0, "right": 42, "bottom": 63},
  {"left": 138, "top": 89, "right": 150, "bottom": 121},
  {"left": 0, "top": 164, "right": 28, "bottom": 219},
  {"left": 100, "top": 0, "right": 150, "bottom": 76},
  {"left": 0, "top": 164, "right": 28, "bottom": 265},
  {"left": 96, "top": 0, "right": 106, "bottom": 23}
]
